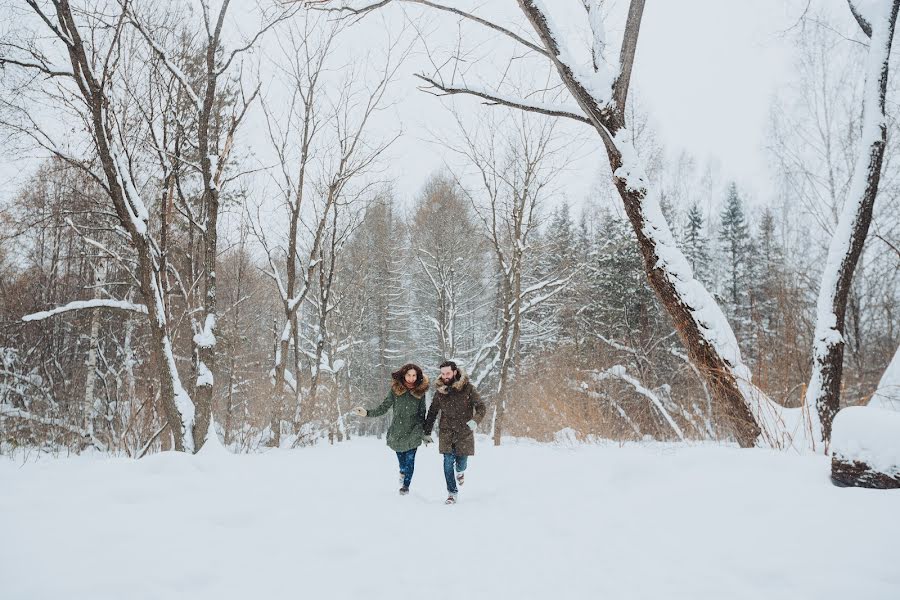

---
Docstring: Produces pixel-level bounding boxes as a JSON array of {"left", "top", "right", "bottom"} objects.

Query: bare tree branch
[{"left": 414, "top": 74, "right": 591, "bottom": 124}]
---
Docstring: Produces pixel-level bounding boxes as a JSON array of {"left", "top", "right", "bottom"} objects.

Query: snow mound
[{"left": 832, "top": 406, "right": 900, "bottom": 476}]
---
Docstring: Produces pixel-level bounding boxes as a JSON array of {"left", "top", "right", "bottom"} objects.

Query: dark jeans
[
  {"left": 396, "top": 447, "right": 417, "bottom": 488},
  {"left": 443, "top": 451, "right": 468, "bottom": 493}
]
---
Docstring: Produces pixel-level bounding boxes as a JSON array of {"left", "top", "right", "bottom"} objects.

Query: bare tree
[
  {"left": 321, "top": 0, "right": 780, "bottom": 446},
  {"left": 450, "top": 112, "right": 575, "bottom": 444},
  {"left": 803, "top": 0, "right": 900, "bottom": 447},
  {"left": 302, "top": 186, "right": 368, "bottom": 442},
  {"left": 2, "top": 2, "right": 199, "bottom": 451},
  {"left": 253, "top": 13, "right": 402, "bottom": 445},
  {"left": 1, "top": 0, "right": 287, "bottom": 452},
  {"left": 126, "top": 0, "right": 291, "bottom": 450}
]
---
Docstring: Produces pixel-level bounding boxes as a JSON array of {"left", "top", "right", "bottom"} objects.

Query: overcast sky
[
  {"left": 329, "top": 0, "right": 820, "bottom": 213},
  {"left": 0, "top": 0, "right": 852, "bottom": 218}
]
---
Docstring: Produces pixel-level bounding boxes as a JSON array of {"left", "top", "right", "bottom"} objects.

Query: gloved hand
[
  {"left": 422, "top": 435, "right": 434, "bottom": 445},
  {"left": 466, "top": 419, "right": 477, "bottom": 431},
  {"left": 353, "top": 406, "right": 367, "bottom": 417}
]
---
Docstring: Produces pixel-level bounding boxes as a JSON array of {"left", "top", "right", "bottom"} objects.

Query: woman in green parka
[{"left": 353, "top": 363, "right": 430, "bottom": 495}]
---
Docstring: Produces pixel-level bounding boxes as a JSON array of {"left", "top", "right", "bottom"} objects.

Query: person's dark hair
[
  {"left": 392, "top": 363, "right": 424, "bottom": 386},
  {"left": 440, "top": 360, "right": 462, "bottom": 381}
]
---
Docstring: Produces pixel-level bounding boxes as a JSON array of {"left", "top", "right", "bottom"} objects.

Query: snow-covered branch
[
  {"left": 0, "top": 405, "right": 106, "bottom": 451},
  {"left": 590, "top": 365, "right": 685, "bottom": 441},
  {"left": 22, "top": 300, "right": 149, "bottom": 322},
  {"left": 126, "top": 13, "right": 203, "bottom": 113}
]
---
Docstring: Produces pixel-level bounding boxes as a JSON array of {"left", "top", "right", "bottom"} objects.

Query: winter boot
[
  {"left": 399, "top": 486, "right": 410, "bottom": 496},
  {"left": 445, "top": 492, "right": 458, "bottom": 505},
  {"left": 456, "top": 471, "right": 465, "bottom": 487}
]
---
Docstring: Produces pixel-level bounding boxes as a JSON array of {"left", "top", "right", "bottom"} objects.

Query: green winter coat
[{"left": 365, "top": 376, "right": 429, "bottom": 452}]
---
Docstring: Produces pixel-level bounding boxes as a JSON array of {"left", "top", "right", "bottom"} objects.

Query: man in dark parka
[{"left": 424, "top": 360, "right": 486, "bottom": 504}]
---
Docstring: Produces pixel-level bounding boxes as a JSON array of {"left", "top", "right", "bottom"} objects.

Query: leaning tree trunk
[
  {"left": 517, "top": 0, "right": 763, "bottom": 446},
  {"left": 137, "top": 250, "right": 194, "bottom": 452},
  {"left": 805, "top": 0, "right": 900, "bottom": 447},
  {"left": 611, "top": 175, "right": 761, "bottom": 447}
]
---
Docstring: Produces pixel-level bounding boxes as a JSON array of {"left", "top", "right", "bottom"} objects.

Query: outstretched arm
[{"left": 359, "top": 393, "right": 394, "bottom": 417}]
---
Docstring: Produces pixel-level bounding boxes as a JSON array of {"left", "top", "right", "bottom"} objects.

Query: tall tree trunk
[
  {"left": 611, "top": 176, "right": 761, "bottom": 446},
  {"left": 492, "top": 269, "right": 522, "bottom": 446},
  {"left": 805, "top": 0, "right": 899, "bottom": 446},
  {"left": 64, "top": 5, "right": 195, "bottom": 451},
  {"left": 191, "top": 24, "right": 226, "bottom": 452},
  {"left": 82, "top": 259, "right": 106, "bottom": 445},
  {"left": 270, "top": 318, "right": 285, "bottom": 448}
]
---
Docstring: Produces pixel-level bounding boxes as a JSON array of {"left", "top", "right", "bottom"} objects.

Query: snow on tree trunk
[
  {"left": 515, "top": 0, "right": 772, "bottom": 447},
  {"left": 805, "top": 0, "right": 900, "bottom": 447},
  {"left": 189, "top": 6, "right": 232, "bottom": 453},
  {"left": 82, "top": 259, "right": 107, "bottom": 443},
  {"left": 44, "top": 3, "right": 197, "bottom": 452}
]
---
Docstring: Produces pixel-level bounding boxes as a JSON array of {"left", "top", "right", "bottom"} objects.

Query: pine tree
[
  {"left": 591, "top": 211, "right": 663, "bottom": 344},
  {"left": 537, "top": 202, "right": 579, "bottom": 349},
  {"left": 752, "top": 208, "right": 786, "bottom": 339},
  {"left": 682, "top": 203, "right": 710, "bottom": 285},
  {"left": 718, "top": 183, "right": 753, "bottom": 331}
]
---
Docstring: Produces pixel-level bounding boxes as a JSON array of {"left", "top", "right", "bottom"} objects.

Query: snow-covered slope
[{"left": 2, "top": 437, "right": 898, "bottom": 599}]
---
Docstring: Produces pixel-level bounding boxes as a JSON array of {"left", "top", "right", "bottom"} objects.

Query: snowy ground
[{"left": 2, "top": 436, "right": 899, "bottom": 600}]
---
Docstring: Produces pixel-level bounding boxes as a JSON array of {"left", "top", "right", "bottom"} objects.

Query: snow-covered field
[{"left": 2, "top": 436, "right": 898, "bottom": 600}]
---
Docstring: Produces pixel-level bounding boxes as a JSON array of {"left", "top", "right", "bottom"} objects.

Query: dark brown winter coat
[{"left": 424, "top": 368, "right": 486, "bottom": 456}]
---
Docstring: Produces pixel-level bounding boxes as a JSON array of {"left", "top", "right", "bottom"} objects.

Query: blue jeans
[
  {"left": 396, "top": 448, "right": 417, "bottom": 488},
  {"left": 443, "top": 452, "right": 468, "bottom": 493}
]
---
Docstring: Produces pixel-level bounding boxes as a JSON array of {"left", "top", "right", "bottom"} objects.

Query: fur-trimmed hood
[
  {"left": 433, "top": 367, "right": 469, "bottom": 395},
  {"left": 391, "top": 374, "right": 430, "bottom": 399}
]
